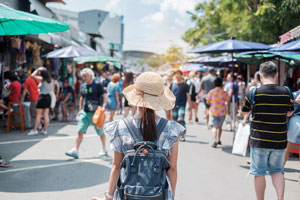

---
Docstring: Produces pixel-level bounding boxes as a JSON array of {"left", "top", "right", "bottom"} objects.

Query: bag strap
[
  {"left": 249, "top": 87, "right": 257, "bottom": 121},
  {"left": 123, "top": 118, "right": 138, "bottom": 143},
  {"left": 123, "top": 118, "right": 168, "bottom": 144},
  {"left": 284, "top": 86, "right": 293, "bottom": 111},
  {"left": 249, "top": 87, "right": 257, "bottom": 106}
]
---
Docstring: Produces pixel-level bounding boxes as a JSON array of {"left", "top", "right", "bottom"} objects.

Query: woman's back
[
  {"left": 39, "top": 81, "right": 52, "bottom": 95},
  {"left": 105, "top": 117, "right": 184, "bottom": 154}
]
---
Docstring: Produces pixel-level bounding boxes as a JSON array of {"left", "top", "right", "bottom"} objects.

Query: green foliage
[
  {"left": 143, "top": 54, "right": 165, "bottom": 68},
  {"left": 140, "top": 45, "right": 185, "bottom": 68},
  {"left": 164, "top": 45, "right": 185, "bottom": 63},
  {"left": 183, "top": 0, "right": 300, "bottom": 47}
]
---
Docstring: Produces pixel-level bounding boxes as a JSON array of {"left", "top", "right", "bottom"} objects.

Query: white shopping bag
[{"left": 232, "top": 123, "right": 251, "bottom": 157}]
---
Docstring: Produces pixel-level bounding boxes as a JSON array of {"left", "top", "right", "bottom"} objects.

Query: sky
[{"left": 48, "top": 0, "right": 201, "bottom": 54}]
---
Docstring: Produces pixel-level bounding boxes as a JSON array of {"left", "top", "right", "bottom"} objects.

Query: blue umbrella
[
  {"left": 190, "top": 38, "right": 270, "bottom": 53},
  {"left": 180, "top": 64, "right": 206, "bottom": 72},
  {"left": 187, "top": 55, "right": 213, "bottom": 63},
  {"left": 42, "top": 45, "right": 100, "bottom": 58},
  {"left": 269, "top": 39, "right": 300, "bottom": 52}
]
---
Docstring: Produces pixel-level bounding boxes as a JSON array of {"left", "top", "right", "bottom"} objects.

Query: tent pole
[{"left": 231, "top": 52, "right": 236, "bottom": 131}]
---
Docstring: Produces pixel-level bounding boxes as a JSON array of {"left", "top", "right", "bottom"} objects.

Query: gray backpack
[{"left": 117, "top": 118, "right": 170, "bottom": 200}]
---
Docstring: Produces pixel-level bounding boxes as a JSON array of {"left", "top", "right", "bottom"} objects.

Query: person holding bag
[
  {"left": 65, "top": 68, "right": 108, "bottom": 159},
  {"left": 91, "top": 72, "right": 185, "bottom": 200}
]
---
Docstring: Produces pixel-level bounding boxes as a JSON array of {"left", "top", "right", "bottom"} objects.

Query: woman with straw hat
[{"left": 91, "top": 72, "right": 185, "bottom": 200}]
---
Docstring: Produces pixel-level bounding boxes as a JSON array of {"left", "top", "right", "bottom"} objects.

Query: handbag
[
  {"left": 93, "top": 106, "right": 106, "bottom": 129},
  {"left": 232, "top": 123, "right": 251, "bottom": 157}
]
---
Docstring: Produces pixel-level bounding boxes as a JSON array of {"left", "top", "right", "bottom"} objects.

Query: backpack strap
[
  {"left": 283, "top": 86, "right": 293, "bottom": 111},
  {"left": 123, "top": 118, "right": 168, "bottom": 144},
  {"left": 284, "top": 86, "right": 293, "bottom": 99},
  {"left": 249, "top": 87, "right": 257, "bottom": 122},
  {"left": 156, "top": 118, "right": 168, "bottom": 138},
  {"left": 123, "top": 118, "right": 138, "bottom": 143}
]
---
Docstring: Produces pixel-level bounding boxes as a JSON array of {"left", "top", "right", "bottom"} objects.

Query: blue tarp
[{"left": 190, "top": 38, "right": 270, "bottom": 54}]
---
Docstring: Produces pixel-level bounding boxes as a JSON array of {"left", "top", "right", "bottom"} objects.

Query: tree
[
  {"left": 143, "top": 54, "right": 165, "bottom": 68},
  {"left": 164, "top": 45, "right": 185, "bottom": 63},
  {"left": 183, "top": 0, "right": 300, "bottom": 47}
]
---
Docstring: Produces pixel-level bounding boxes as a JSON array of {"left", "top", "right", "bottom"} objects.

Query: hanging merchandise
[
  {"left": 32, "top": 42, "right": 41, "bottom": 66},
  {"left": 11, "top": 36, "right": 21, "bottom": 49},
  {"left": 25, "top": 41, "right": 33, "bottom": 66}
]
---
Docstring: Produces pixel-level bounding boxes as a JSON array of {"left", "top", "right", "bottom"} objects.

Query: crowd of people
[{"left": 1, "top": 62, "right": 299, "bottom": 200}]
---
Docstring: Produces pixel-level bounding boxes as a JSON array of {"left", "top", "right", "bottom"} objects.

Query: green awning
[{"left": 0, "top": 5, "right": 69, "bottom": 35}]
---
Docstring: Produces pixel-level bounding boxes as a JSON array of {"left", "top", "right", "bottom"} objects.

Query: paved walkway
[{"left": 0, "top": 104, "right": 299, "bottom": 199}]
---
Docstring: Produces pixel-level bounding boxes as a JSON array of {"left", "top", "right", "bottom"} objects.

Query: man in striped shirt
[{"left": 242, "top": 61, "right": 293, "bottom": 200}]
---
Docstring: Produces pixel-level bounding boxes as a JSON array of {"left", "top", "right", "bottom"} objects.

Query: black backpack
[{"left": 117, "top": 118, "right": 170, "bottom": 200}]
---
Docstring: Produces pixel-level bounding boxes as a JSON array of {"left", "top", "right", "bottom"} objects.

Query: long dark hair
[
  {"left": 40, "top": 70, "right": 51, "bottom": 83},
  {"left": 139, "top": 108, "right": 157, "bottom": 141},
  {"left": 122, "top": 72, "right": 134, "bottom": 88}
]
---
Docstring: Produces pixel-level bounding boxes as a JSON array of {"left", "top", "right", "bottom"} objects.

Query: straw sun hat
[{"left": 123, "top": 72, "right": 175, "bottom": 111}]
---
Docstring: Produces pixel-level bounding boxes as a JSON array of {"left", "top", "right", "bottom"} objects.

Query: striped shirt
[{"left": 242, "top": 84, "right": 294, "bottom": 149}]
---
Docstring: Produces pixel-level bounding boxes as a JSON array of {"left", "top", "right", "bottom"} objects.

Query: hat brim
[{"left": 123, "top": 84, "right": 175, "bottom": 111}]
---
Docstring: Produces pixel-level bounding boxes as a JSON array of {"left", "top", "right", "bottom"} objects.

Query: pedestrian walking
[
  {"left": 65, "top": 68, "right": 108, "bottom": 159},
  {"left": 107, "top": 73, "right": 121, "bottom": 122},
  {"left": 187, "top": 71, "right": 198, "bottom": 123},
  {"left": 284, "top": 77, "right": 300, "bottom": 164},
  {"left": 91, "top": 71, "right": 184, "bottom": 200},
  {"left": 206, "top": 78, "right": 229, "bottom": 148},
  {"left": 198, "top": 69, "right": 216, "bottom": 128},
  {"left": 27, "top": 67, "right": 52, "bottom": 135},
  {"left": 21, "top": 68, "right": 39, "bottom": 128},
  {"left": 194, "top": 71, "right": 201, "bottom": 122},
  {"left": 242, "top": 61, "right": 294, "bottom": 200},
  {"left": 170, "top": 70, "right": 191, "bottom": 141},
  {"left": 225, "top": 73, "right": 239, "bottom": 131}
]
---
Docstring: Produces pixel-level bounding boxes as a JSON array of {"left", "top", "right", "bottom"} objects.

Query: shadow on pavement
[
  {"left": 184, "top": 140, "right": 209, "bottom": 145},
  {"left": 0, "top": 122, "right": 76, "bottom": 163},
  {"left": 239, "top": 165, "right": 250, "bottom": 170},
  {"left": 221, "top": 145, "right": 250, "bottom": 157},
  {"left": 0, "top": 159, "right": 110, "bottom": 193}
]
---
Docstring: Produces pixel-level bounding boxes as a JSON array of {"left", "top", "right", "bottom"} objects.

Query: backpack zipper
[{"left": 124, "top": 191, "right": 162, "bottom": 199}]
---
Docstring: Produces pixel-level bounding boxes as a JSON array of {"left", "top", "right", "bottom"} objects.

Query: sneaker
[
  {"left": 38, "top": 123, "right": 43, "bottom": 132},
  {"left": 41, "top": 129, "right": 47, "bottom": 135},
  {"left": 98, "top": 147, "right": 108, "bottom": 156},
  {"left": 65, "top": 148, "right": 79, "bottom": 159},
  {"left": 217, "top": 141, "right": 222, "bottom": 145},
  {"left": 27, "top": 129, "right": 38, "bottom": 136},
  {"left": 211, "top": 142, "right": 217, "bottom": 148}
]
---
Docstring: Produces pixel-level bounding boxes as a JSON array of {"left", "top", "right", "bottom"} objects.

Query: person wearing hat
[{"left": 91, "top": 72, "right": 185, "bottom": 200}]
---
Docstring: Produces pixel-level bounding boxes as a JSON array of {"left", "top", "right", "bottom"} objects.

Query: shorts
[
  {"left": 36, "top": 94, "right": 51, "bottom": 109},
  {"left": 209, "top": 115, "right": 225, "bottom": 127},
  {"left": 287, "top": 115, "right": 300, "bottom": 143},
  {"left": 77, "top": 110, "right": 104, "bottom": 135},
  {"left": 203, "top": 98, "right": 210, "bottom": 109},
  {"left": 249, "top": 147, "right": 285, "bottom": 176}
]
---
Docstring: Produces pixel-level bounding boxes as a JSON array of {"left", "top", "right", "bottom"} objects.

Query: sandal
[{"left": 0, "top": 159, "right": 11, "bottom": 168}]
